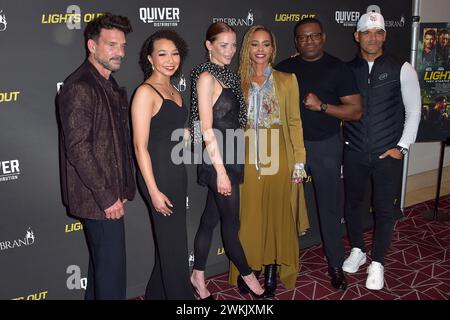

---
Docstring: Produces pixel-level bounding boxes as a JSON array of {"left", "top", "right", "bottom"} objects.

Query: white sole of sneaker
[
  {"left": 342, "top": 256, "right": 367, "bottom": 273},
  {"left": 365, "top": 282, "right": 384, "bottom": 290}
]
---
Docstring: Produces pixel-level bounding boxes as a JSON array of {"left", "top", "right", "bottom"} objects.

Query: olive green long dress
[
  {"left": 229, "top": 70, "right": 309, "bottom": 289},
  {"left": 229, "top": 125, "right": 299, "bottom": 289}
]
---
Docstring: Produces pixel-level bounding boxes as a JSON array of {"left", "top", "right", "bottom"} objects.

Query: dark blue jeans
[
  {"left": 343, "top": 148, "right": 403, "bottom": 264},
  {"left": 83, "top": 217, "right": 126, "bottom": 300}
]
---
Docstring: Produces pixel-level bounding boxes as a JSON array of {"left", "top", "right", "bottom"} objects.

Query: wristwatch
[
  {"left": 320, "top": 103, "right": 328, "bottom": 113},
  {"left": 396, "top": 146, "right": 408, "bottom": 155}
]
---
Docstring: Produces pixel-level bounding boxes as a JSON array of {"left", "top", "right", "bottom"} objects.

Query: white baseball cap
[{"left": 357, "top": 12, "right": 386, "bottom": 32}]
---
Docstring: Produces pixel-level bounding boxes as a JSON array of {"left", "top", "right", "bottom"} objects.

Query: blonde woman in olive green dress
[{"left": 229, "top": 25, "right": 310, "bottom": 297}]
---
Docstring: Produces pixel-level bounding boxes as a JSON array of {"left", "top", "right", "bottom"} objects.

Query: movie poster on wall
[{"left": 416, "top": 22, "right": 450, "bottom": 142}]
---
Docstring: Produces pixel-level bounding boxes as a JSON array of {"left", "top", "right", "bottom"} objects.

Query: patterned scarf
[{"left": 188, "top": 61, "right": 247, "bottom": 143}]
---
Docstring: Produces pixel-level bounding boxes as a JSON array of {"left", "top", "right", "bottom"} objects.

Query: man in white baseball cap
[{"left": 342, "top": 11, "right": 421, "bottom": 290}]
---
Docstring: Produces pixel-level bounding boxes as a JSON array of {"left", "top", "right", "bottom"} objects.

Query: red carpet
[{"left": 205, "top": 194, "right": 450, "bottom": 300}]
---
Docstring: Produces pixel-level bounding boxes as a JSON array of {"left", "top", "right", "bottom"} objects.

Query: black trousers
[
  {"left": 83, "top": 218, "right": 126, "bottom": 300},
  {"left": 304, "top": 134, "right": 345, "bottom": 268},
  {"left": 193, "top": 183, "right": 252, "bottom": 276},
  {"left": 144, "top": 199, "right": 194, "bottom": 300},
  {"left": 343, "top": 148, "right": 403, "bottom": 264}
]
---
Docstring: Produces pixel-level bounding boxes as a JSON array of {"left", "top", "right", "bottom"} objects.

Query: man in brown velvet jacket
[{"left": 58, "top": 14, "right": 135, "bottom": 300}]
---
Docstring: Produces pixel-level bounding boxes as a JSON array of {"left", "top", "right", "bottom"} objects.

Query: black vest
[{"left": 344, "top": 53, "right": 405, "bottom": 154}]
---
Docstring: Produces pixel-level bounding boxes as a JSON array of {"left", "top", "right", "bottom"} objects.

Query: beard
[
  {"left": 299, "top": 47, "right": 323, "bottom": 61},
  {"left": 95, "top": 54, "right": 122, "bottom": 72}
]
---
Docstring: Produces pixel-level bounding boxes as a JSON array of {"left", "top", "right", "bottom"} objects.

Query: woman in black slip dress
[
  {"left": 131, "top": 30, "right": 193, "bottom": 300},
  {"left": 188, "top": 22, "right": 266, "bottom": 300}
]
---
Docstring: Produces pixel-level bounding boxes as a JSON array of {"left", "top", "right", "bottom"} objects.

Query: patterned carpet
[{"left": 205, "top": 194, "right": 450, "bottom": 300}]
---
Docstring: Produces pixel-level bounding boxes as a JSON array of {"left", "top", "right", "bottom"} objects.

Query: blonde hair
[{"left": 239, "top": 25, "right": 277, "bottom": 103}]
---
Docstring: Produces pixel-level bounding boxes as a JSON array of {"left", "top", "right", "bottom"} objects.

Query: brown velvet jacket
[{"left": 58, "top": 60, "right": 135, "bottom": 219}]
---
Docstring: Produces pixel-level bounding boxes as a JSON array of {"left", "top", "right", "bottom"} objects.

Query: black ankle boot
[{"left": 264, "top": 264, "right": 277, "bottom": 297}]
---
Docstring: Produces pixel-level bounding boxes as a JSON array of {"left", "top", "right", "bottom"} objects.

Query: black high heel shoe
[
  {"left": 237, "top": 275, "right": 267, "bottom": 299},
  {"left": 191, "top": 284, "right": 214, "bottom": 300}
]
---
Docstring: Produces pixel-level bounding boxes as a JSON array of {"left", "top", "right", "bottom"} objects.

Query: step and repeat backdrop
[{"left": 0, "top": 0, "right": 411, "bottom": 299}]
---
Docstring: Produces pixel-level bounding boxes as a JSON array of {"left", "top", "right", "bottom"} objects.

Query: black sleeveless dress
[
  {"left": 197, "top": 87, "right": 244, "bottom": 186},
  {"left": 136, "top": 83, "right": 193, "bottom": 300}
]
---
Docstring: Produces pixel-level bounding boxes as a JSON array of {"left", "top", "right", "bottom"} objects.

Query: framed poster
[{"left": 416, "top": 23, "right": 450, "bottom": 142}]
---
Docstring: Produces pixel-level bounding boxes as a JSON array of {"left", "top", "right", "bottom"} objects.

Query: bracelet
[{"left": 293, "top": 163, "right": 307, "bottom": 180}]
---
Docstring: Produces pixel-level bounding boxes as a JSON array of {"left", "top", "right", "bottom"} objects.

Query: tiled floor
[{"left": 205, "top": 194, "right": 450, "bottom": 300}]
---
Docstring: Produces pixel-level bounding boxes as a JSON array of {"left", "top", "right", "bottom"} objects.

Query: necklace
[{"left": 151, "top": 82, "right": 175, "bottom": 96}]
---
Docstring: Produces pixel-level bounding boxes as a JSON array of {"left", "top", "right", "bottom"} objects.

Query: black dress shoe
[
  {"left": 328, "top": 267, "right": 347, "bottom": 291},
  {"left": 237, "top": 275, "right": 267, "bottom": 299},
  {"left": 264, "top": 264, "right": 277, "bottom": 297}
]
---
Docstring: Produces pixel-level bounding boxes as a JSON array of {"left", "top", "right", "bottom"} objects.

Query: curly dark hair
[
  {"left": 84, "top": 13, "right": 132, "bottom": 41},
  {"left": 84, "top": 13, "right": 132, "bottom": 56},
  {"left": 139, "top": 29, "right": 188, "bottom": 80}
]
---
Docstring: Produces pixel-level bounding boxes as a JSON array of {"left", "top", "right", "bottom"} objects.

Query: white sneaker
[
  {"left": 366, "top": 261, "right": 384, "bottom": 290},
  {"left": 342, "top": 248, "right": 367, "bottom": 273}
]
